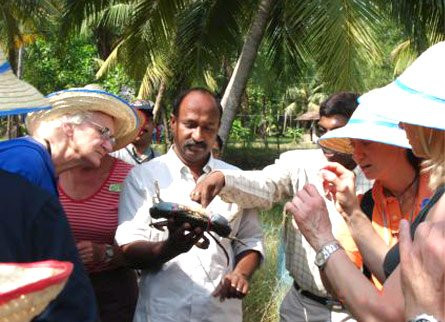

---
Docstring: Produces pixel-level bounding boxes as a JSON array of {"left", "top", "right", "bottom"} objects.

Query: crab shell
[{"left": 150, "top": 202, "right": 232, "bottom": 237}]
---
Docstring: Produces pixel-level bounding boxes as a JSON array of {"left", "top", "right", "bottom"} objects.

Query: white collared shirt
[{"left": 116, "top": 148, "right": 264, "bottom": 322}]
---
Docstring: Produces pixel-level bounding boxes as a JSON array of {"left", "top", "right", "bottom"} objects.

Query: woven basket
[{"left": 0, "top": 260, "right": 73, "bottom": 322}]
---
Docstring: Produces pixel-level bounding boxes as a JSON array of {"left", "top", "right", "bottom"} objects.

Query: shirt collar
[{"left": 166, "top": 146, "right": 214, "bottom": 180}]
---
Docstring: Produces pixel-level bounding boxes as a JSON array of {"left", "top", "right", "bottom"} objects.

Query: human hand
[
  {"left": 320, "top": 162, "right": 360, "bottom": 221},
  {"left": 190, "top": 171, "right": 225, "bottom": 208},
  {"left": 399, "top": 219, "right": 445, "bottom": 320},
  {"left": 165, "top": 220, "right": 204, "bottom": 255},
  {"left": 284, "top": 184, "right": 335, "bottom": 251},
  {"left": 212, "top": 271, "right": 249, "bottom": 302},
  {"left": 76, "top": 240, "right": 106, "bottom": 265}
]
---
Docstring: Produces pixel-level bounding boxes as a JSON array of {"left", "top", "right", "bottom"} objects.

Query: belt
[{"left": 293, "top": 281, "right": 344, "bottom": 310}]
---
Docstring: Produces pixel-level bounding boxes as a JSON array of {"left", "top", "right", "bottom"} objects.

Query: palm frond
[{"left": 300, "top": 0, "right": 382, "bottom": 91}]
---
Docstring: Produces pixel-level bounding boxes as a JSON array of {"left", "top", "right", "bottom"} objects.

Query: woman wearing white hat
[
  {"left": 0, "top": 85, "right": 138, "bottom": 195},
  {"left": 315, "top": 103, "right": 432, "bottom": 289},
  {"left": 284, "top": 41, "right": 445, "bottom": 322}
]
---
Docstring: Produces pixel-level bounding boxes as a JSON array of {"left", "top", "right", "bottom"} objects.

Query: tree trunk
[
  {"left": 218, "top": 0, "right": 276, "bottom": 145},
  {"left": 7, "top": 47, "right": 24, "bottom": 139},
  {"left": 152, "top": 79, "right": 166, "bottom": 124}
]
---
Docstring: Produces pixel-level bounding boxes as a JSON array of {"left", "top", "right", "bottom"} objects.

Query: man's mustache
[{"left": 184, "top": 140, "right": 207, "bottom": 149}]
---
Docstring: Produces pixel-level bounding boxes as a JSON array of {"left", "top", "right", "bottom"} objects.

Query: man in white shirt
[
  {"left": 115, "top": 88, "right": 264, "bottom": 322},
  {"left": 191, "top": 92, "right": 373, "bottom": 322}
]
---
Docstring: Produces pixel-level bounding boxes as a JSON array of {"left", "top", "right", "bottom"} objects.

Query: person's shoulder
[
  {"left": 278, "top": 148, "right": 325, "bottom": 167},
  {"left": 211, "top": 158, "right": 240, "bottom": 171},
  {"left": 0, "top": 170, "right": 54, "bottom": 206}
]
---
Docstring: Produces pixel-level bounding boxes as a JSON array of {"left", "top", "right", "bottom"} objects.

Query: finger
[
  {"left": 304, "top": 183, "right": 323, "bottom": 199},
  {"left": 399, "top": 219, "right": 413, "bottom": 267},
  {"left": 190, "top": 189, "right": 202, "bottom": 203},
  {"left": 323, "top": 162, "right": 348, "bottom": 177},
  {"left": 212, "top": 281, "right": 223, "bottom": 297}
]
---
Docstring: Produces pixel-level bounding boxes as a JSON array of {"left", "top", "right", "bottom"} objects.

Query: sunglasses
[{"left": 87, "top": 120, "right": 116, "bottom": 146}]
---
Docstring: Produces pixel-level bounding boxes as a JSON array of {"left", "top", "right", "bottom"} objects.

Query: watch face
[{"left": 315, "top": 251, "right": 326, "bottom": 267}]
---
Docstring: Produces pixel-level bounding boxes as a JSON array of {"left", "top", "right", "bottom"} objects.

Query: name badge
[{"left": 109, "top": 183, "right": 122, "bottom": 192}]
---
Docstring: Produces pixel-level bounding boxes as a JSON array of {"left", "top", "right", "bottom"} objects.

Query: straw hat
[
  {"left": 26, "top": 85, "right": 139, "bottom": 151},
  {"left": 0, "top": 50, "right": 50, "bottom": 116},
  {"left": 0, "top": 260, "right": 72, "bottom": 321},
  {"left": 114, "top": 109, "right": 146, "bottom": 150},
  {"left": 318, "top": 102, "right": 411, "bottom": 154},
  {"left": 363, "top": 41, "right": 445, "bottom": 131}
]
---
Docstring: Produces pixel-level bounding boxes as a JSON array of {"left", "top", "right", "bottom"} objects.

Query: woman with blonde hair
[{"left": 285, "top": 41, "right": 445, "bottom": 322}]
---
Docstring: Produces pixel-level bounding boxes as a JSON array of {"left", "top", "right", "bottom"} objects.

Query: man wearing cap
[
  {"left": 115, "top": 88, "right": 264, "bottom": 322},
  {"left": 112, "top": 99, "right": 160, "bottom": 165},
  {"left": 191, "top": 92, "right": 373, "bottom": 322}
]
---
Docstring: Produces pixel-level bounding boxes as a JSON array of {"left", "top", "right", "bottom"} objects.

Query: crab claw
[
  {"left": 195, "top": 235, "right": 210, "bottom": 249},
  {"left": 150, "top": 219, "right": 169, "bottom": 231}
]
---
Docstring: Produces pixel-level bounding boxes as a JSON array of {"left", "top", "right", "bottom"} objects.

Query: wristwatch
[
  {"left": 314, "top": 241, "right": 343, "bottom": 269},
  {"left": 408, "top": 314, "right": 440, "bottom": 322},
  {"left": 104, "top": 244, "right": 114, "bottom": 263}
]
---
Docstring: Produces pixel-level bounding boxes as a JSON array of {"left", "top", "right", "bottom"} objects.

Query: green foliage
[
  {"left": 284, "top": 127, "right": 303, "bottom": 143},
  {"left": 243, "top": 204, "right": 289, "bottom": 322},
  {"left": 23, "top": 36, "right": 97, "bottom": 94},
  {"left": 228, "top": 119, "right": 255, "bottom": 147}
]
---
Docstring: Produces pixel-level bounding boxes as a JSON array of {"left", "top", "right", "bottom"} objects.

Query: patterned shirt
[
  {"left": 220, "top": 149, "right": 373, "bottom": 298},
  {"left": 59, "top": 158, "right": 133, "bottom": 273}
]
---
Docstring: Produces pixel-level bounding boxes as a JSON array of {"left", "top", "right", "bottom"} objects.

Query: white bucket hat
[
  {"left": 361, "top": 41, "right": 445, "bottom": 131},
  {"left": 318, "top": 102, "right": 411, "bottom": 154},
  {"left": 0, "top": 50, "right": 50, "bottom": 116},
  {"left": 25, "top": 85, "right": 139, "bottom": 151}
]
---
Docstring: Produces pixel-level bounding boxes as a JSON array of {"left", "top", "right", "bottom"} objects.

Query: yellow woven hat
[
  {"left": 0, "top": 260, "right": 72, "bottom": 321},
  {"left": 0, "top": 50, "right": 50, "bottom": 116},
  {"left": 26, "top": 85, "right": 139, "bottom": 151}
]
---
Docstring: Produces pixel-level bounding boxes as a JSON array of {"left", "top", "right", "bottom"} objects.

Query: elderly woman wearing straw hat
[
  {"left": 0, "top": 53, "right": 105, "bottom": 321},
  {"left": 57, "top": 107, "right": 145, "bottom": 322},
  {"left": 314, "top": 103, "right": 432, "bottom": 289},
  {"left": 284, "top": 41, "right": 445, "bottom": 322},
  {"left": 0, "top": 85, "right": 138, "bottom": 196}
]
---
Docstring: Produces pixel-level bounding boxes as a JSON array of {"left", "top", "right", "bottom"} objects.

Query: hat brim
[
  {"left": 0, "top": 63, "right": 51, "bottom": 116},
  {"left": 26, "top": 89, "right": 138, "bottom": 150},
  {"left": 318, "top": 118, "right": 412, "bottom": 154},
  {"left": 363, "top": 81, "right": 445, "bottom": 131},
  {"left": 113, "top": 109, "right": 145, "bottom": 151}
]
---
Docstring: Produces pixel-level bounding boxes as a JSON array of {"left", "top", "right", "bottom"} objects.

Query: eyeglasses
[{"left": 87, "top": 120, "right": 116, "bottom": 146}]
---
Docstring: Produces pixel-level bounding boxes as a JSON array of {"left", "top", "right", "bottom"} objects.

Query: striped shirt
[{"left": 59, "top": 158, "right": 133, "bottom": 273}]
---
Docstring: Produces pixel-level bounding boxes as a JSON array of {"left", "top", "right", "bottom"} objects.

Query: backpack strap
[{"left": 359, "top": 188, "right": 374, "bottom": 279}]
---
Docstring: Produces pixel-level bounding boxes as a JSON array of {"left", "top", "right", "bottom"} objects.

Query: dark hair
[
  {"left": 215, "top": 134, "right": 224, "bottom": 150},
  {"left": 172, "top": 88, "right": 223, "bottom": 120},
  {"left": 139, "top": 109, "right": 153, "bottom": 121},
  {"left": 319, "top": 92, "right": 360, "bottom": 120},
  {"left": 406, "top": 149, "right": 422, "bottom": 174}
]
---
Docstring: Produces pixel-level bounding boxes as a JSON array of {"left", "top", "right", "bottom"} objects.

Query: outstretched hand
[
  {"left": 165, "top": 219, "right": 204, "bottom": 255},
  {"left": 190, "top": 171, "right": 225, "bottom": 208},
  {"left": 320, "top": 162, "right": 360, "bottom": 221},
  {"left": 212, "top": 271, "right": 249, "bottom": 302},
  {"left": 284, "top": 184, "right": 335, "bottom": 251}
]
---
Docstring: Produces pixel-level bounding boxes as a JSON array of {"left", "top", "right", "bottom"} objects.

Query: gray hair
[{"left": 29, "top": 111, "right": 95, "bottom": 137}]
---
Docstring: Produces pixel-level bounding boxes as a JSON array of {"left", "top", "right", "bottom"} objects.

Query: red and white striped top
[{"left": 59, "top": 158, "right": 133, "bottom": 273}]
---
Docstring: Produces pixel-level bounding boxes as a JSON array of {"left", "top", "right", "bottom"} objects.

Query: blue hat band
[
  {"left": 395, "top": 79, "right": 445, "bottom": 105},
  {"left": 0, "top": 61, "right": 12, "bottom": 74},
  {"left": 348, "top": 118, "right": 400, "bottom": 129}
]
